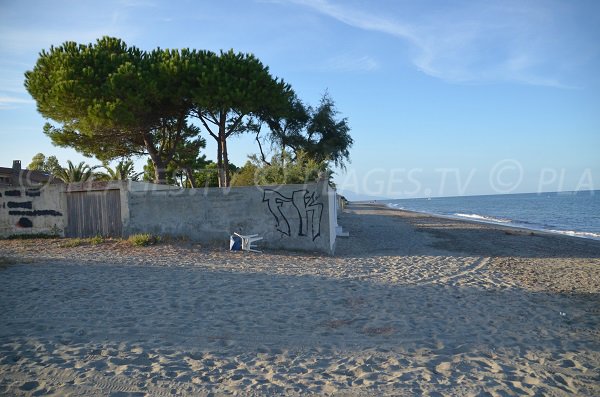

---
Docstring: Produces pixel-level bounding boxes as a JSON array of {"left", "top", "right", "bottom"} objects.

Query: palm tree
[
  {"left": 96, "top": 159, "right": 142, "bottom": 181},
  {"left": 54, "top": 160, "right": 98, "bottom": 183}
]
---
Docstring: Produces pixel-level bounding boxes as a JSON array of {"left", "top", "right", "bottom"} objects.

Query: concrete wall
[
  {"left": 125, "top": 181, "right": 336, "bottom": 254},
  {"left": 0, "top": 184, "right": 67, "bottom": 237},
  {"left": 336, "top": 194, "right": 346, "bottom": 214},
  {"left": 328, "top": 188, "right": 337, "bottom": 253},
  {"left": 1, "top": 180, "right": 338, "bottom": 254},
  {"left": 1, "top": 181, "right": 135, "bottom": 238}
]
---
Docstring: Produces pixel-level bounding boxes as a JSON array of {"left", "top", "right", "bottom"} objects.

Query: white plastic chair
[{"left": 234, "top": 233, "right": 263, "bottom": 253}]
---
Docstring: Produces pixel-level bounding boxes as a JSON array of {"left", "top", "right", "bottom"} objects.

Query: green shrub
[
  {"left": 89, "top": 235, "right": 104, "bottom": 245},
  {"left": 128, "top": 233, "right": 160, "bottom": 247},
  {"left": 60, "top": 236, "right": 104, "bottom": 247}
]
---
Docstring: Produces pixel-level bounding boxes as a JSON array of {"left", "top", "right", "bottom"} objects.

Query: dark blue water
[{"left": 384, "top": 190, "right": 600, "bottom": 240}]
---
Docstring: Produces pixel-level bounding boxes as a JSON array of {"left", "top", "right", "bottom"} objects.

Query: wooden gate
[{"left": 66, "top": 190, "right": 122, "bottom": 237}]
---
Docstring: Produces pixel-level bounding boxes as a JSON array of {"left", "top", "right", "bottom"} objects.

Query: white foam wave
[
  {"left": 386, "top": 203, "right": 404, "bottom": 210},
  {"left": 548, "top": 229, "right": 600, "bottom": 240},
  {"left": 454, "top": 213, "right": 511, "bottom": 224}
]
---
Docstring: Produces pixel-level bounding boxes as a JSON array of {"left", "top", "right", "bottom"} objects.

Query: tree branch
[
  {"left": 255, "top": 129, "right": 271, "bottom": 165},
  {"left": 199, "top": 115, "right": 218, "bottom": 140},
  {"left": 143, "top": 131, "right": 160, "bottom": 161},
  {"left": 157, "top": 122, "right": 167, "bottom": 156},
  {"left": 225, "top": 112, "right": 246, "bottom": 138},
  {"left": 207, "top": 112, "right": 220, "bottom": 125},
  {"left": 164, "top": 113, "right": 186, "bottom": 163}
]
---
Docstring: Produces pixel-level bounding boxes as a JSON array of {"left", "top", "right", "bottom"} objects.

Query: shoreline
[{"left": 363, "top": 200, "right": 600, "bottom": 242}]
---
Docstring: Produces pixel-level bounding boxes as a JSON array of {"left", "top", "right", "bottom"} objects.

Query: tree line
[
  {"left": 28, "top": 153, "right": 140, "bottom": 183},
  {"left": 27, "top": 152, "right": 328, "bottom": 189},
  {"left": 25, "top": 37, "right": 352, "bottom": 187}
]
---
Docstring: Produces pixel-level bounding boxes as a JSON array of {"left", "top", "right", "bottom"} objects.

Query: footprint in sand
[
  {"left": 19, "top": 381, "right": 40, "bottom": 391},
  {"left": 434, "top": 361, "right": 452, "bottom": 376}
]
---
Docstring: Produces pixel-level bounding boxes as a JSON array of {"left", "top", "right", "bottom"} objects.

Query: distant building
[{"left": 0, "top": 160, "right": 60, "bottom": 187}]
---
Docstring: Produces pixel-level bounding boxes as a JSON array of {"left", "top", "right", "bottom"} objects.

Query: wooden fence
[{"left": 65, "top": 189, "right": 122, "bottom": 237}]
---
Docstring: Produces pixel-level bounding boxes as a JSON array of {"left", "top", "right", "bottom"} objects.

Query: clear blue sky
[{"left": 1, "top": 0, "right": 599, "bottom": 198}]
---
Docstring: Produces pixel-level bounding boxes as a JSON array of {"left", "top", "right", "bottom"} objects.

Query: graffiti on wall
[
  {"left": 8, "top": 209, "right": 63, "bottom": 216},
  {"left": 7, "top": 201, "right": 33, "bottom": 209},
  {"left": 17, "top": 218, "right": 33, "bottom": 228},
  {"left": 263, "top": 189, "right": 324, "bottom": 241},
  {"left": 0, "top": 189, "right": 63, "bottom": 229}
]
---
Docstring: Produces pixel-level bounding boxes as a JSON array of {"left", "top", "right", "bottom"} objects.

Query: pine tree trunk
[
  {"left": 216, "top": 110, "right": 231, "bottom": 187},
  {"left": 216, "top": 133, "right": 225, "bottom": 187},
  {"left": 222, "top": 134, "right": 230, "bottom": 187},
  {"left": 186, "top": 168, "right": 197, "bottom": 188},
  {"left": 216, "top": 134, "right": 231, "bottom": 187},
  {"left": 143, "top": 132, "right": 168, "bottom": 184},
  {"left": 153, "top": 159, "right": 167, "bottom": 184}
]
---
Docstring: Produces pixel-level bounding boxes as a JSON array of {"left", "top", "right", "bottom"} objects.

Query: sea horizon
[{"left": 381, "top": 189, "right": 600, "bottom": 241}]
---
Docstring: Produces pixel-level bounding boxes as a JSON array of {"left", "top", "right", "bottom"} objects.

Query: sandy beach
[{"left": 1, "top": 202, "right": 599, "bottom": 396}]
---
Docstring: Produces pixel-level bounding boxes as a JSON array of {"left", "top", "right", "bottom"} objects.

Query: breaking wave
[
  {"left": 549, "top": 229, "right": 600, "bottom": 240},
  {"left": 453, "top": 213, "right": 511, "bottom": 224}
]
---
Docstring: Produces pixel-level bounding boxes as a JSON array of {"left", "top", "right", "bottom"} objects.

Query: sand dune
[{"left": 1, "top": 203, "right": 599, "bottom": 396}]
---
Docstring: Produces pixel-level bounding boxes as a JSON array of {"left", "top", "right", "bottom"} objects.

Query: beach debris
[
  {"left": 229, "top": 234, "right": 242, "bottom": 251},
  {"left": 233, "top": 233, "right": 263, "bottom": 253}
]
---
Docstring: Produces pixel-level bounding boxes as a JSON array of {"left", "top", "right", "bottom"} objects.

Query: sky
[{"left": 1, "top": 0, "right": 599, "bottom": 199}]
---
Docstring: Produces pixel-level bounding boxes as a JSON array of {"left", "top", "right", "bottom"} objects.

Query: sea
[{"left": 383, "top": 190, "right": 600, "bottom": 241}]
